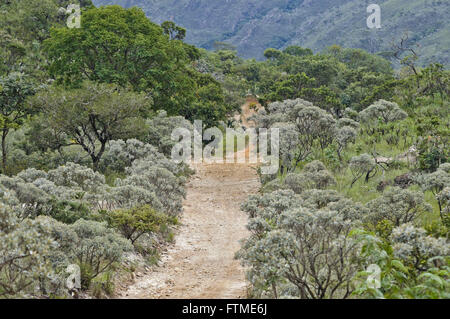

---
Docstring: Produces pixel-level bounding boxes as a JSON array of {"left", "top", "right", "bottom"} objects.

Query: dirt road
[{"left": 119, "top": 153, "right": 259, "bottom": 299}]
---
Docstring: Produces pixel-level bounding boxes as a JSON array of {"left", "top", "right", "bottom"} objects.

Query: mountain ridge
[{"left": 92, "top": 0, "right": 449, "bottom": 65}]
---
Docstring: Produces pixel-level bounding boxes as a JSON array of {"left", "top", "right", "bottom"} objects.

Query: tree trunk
[
  {"left": 1, "top": 128, "right": 9, "bottom": 175},
  {"left": 92, "top": 156, "right": 100, "bottom": 171},
  {"left": 272, "top": 282, "right": 278, "bottom": 299}
]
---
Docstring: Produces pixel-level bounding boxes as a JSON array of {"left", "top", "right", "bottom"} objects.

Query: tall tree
[
  {"left": 30, "top": 81, "right": 150, "bottom": 170},
  {"left": 0, "top": 72, "right": 37, "bottom": 174},
  {"left": 44, "top": 5, "right": 195, "bottom": 115}
]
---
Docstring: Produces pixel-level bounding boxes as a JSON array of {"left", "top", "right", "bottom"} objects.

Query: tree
[
  {"left": 0, "top": 203, "right": 56, "bottom": 297},
  {"left": 416, "top": 163, "right": 450, "bottom": 220},
  {"left": 359, "top": 99, "right": 407, "bottom": 126},
  {"left": 391, "top": 32, "right": 420, "bottom": 78},
  {"left": 283, "top": 46, "right": 313, "bottom": 57},
  {"left": 335, "top": 126, "right": 357, "bottom": 161},
  {"left": 0, "top": 31, "right": 27, "bottom": 74},
  {"left": 161, "top": 21, "right": 186, "bottom": 40},
  {"left": 108, "top": 205, "right": 174, "bottom": 245},
  {"left": 44, "top": 5, "right": 195, "bottom": 113},
  {"left": 0, "top": 72, "right": 37, "bottom": 174},
  {"left": 145, "top": 111, "right": 193, "bottom": 156},
  {"left": 293, "top": 106, "right": 337, "bottom": 162},
  {"left": 349, "top": 154, "right": 377, "bottom": 187},
  {"left": 30, "top": 82, "right": 150, "bottom": 170},
  {"left": 238, "top": 207, "right": 362, "bottom": 299},
  {"left": 366, "top": 187, "right": 432, "bottom": 227},
  {"left": 264, "top": 48, "right": 282, "bottom": 62},
  {"left": 277, "top": 209, "right": 361, "bottom": 299}
]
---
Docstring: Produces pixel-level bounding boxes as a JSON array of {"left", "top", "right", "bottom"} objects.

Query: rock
[
  {"left": 377, "top": 180, "right": 391, "bottom": 192},
  {"left": 394, "top": 173, "right": 414, "bottom": 189}
]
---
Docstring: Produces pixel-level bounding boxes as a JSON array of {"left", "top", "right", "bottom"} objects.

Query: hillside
[{"left": 91, "top": 0, "right": 450, "bottom": 66}]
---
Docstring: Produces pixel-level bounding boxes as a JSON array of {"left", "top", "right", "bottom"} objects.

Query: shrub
[
  {"left": 283, "top": 173, "right": 308, "bottom": 194},
  {"left": 416, "top": 163, "right": 450, "bottom": 220},
  {"left": 69, "top": 219, "right": 133, "bottom": 290},
  {"left": 35, "top": 216, "right": 79, "bottom": 296},
  {"left": 0, "top": 203, "right": 57, "bottom": 298},
  {"left": 335, "top": 126, "right": 357, "bottom": 160},
  {"left": 99, "top": 139, "right": 179, "bottom": 174},
  {"left": 120, "top": 165, "right": 186, "bottom": 216},
  {"left": 270, "top": 122, "right": 300, "bottom": 173},
  {"left": 17, "top": 168, "right": 48, "bottom": 182},
  {"left": 349, "top": 153, "right": 377, "bottom": 187},
  {"left": 366, "top": 187, "right": 432, "bottom": 227},
  {"left": 145, "top": 110, "right": 193, "bottom": 156},
  {"left": 391, "top": 223, "right": 449, "bottom": 271},
  {"left": 354, "top": 230, "right": 450, "bottom": 299},
  {"left": 103, "top": 184, "right": 163, "bottom": 212},
  {"left": 238, "top": 208, "right": 362, "bottom": 299},
  {"left": 359, "top": 99, "right": 407, "bottom": 125},
  {"left": 302, "top": 160, "right": 336, "bottom": 189},
  {"left": 47, "top": 163, "right": 106, "bottom": 193},
  {"left": 108, "top": 205, "right": 175, "bottom": 245},
  {"left": 0, "top": 175, "right": 52, "bottom": 219},
  {"left": 300, "top": 189, "right": 342, "bottom": 210}
]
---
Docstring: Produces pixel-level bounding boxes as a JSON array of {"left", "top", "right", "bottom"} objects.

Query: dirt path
[{"left": 119, "top": 151, "right": 259, "bottom": 299}]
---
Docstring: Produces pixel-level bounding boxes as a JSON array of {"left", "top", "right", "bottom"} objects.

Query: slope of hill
[{"left": 91, "top": 0, "right": 450, "bottom": 66}]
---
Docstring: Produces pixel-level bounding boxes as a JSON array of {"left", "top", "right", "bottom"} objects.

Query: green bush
[{"left": 108, "top": 205, "right": 175, "bottom": 245}]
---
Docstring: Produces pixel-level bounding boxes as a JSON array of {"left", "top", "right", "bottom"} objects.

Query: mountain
[{"left": 92, "top": 0, "right": 449, "bottom": 65}]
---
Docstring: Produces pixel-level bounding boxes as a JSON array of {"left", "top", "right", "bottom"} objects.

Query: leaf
[{"left": 391, "top": 260, "right": 409, "bottom": 273}]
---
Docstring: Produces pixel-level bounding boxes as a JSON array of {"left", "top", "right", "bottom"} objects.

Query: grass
[{"left": 274, "top": 122, "right": 445, "bottom": 229}]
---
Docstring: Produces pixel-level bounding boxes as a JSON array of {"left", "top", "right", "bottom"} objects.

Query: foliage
[
  {"left": 416, "top": 163, "right": 450, "bottom": 221},
  {"left": 238, "top": 204, "right": 362, "bottom": 299},
  {"left": 391, "top": 223, "right": 449, "bottom": 271},
  {"left": 145, "top": 111, "right": 193, "bottom": 156},
  {"left": 359, "top": 100, "right": 408, "bottom": 126},
  {"left": 43, "top": 5, "right": 232, "bottom": 126},
  {"left": 0, "top": 203, "right": 57, "bottom": 298},
  {"left": 108, "top": 205, "right": 175, "bottom": 244},
  {"left": 349, "top": 154, "right": 377, "bottom": 187},
  {"left": 30, "top": 81, "right": 150, "bottom": 169},
  {"left": 119, "top": 163, "right": 186, "bottom": 216},
  {"left": 0, "top": 72, "right": 38, "bottom": 173},
  {"left": 69, "top": 218, "right": 133, "bottom": 290},
  {"left": 354, "top": 230, "right": 449, "bottom": 299},
  {"left": 366, "top": 187, "right": 432, "bottom": 227}
]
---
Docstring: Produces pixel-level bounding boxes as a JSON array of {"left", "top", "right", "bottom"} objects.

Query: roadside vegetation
[{"left": 0, "top": 1, "right": 448, "bottom": 299}]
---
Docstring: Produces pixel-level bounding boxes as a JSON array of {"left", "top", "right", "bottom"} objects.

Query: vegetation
[
  {"left": 238, "top": 86, "right": 449, "bottom": 298},
  {"left": 0, "top": 0, "right": 448, "bottom": 299},
  {"left": 93, "top": 0, "right": 449, "bottom": 66}
]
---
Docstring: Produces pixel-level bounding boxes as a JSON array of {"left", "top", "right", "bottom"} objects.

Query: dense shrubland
[
  {"left": 0, "top": 2, "right": 204, "bottom": 298},
  {"left": 1, "top": 0, "right": 449, "bottom": 299},
  {"left": 238, "top": 92, "right": 449, "bottom": 299},
  {"left": 0, "top": 139, "right": 189, "bottom": 297}
]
